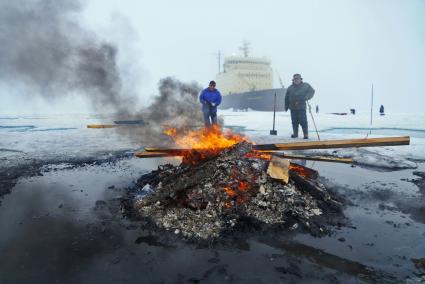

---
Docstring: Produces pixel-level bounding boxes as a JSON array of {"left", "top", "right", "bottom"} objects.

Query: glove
[{"left": 211, "top": 102, "right": 216, "bottom": 107}]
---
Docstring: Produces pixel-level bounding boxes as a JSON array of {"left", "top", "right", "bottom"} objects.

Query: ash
[{"left": 130, "top": 142, "right": 344, "bottom": 240}]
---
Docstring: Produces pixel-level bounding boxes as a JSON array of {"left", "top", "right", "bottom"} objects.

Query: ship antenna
[
  {"left": 239, "top": 40, "right": 250, "bottom": 57},
  {"left": 217, "top": 50, "right": 222, "bottom": 73},
  {"left": 212, "top": 50, "right": 222, "bottom": 73}
]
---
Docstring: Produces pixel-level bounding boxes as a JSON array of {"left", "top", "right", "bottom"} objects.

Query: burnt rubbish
[{"left": 128, "top": 142, "right": 344, "bottom": 240}]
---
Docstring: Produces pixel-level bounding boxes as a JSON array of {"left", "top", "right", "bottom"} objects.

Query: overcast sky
[{"left": 1, "top": 0, "right": 424, "bottom": 114}]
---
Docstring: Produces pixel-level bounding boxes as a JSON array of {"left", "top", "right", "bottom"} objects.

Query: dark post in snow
[
  {"left": 369, "top": 84, "right": 374, "bottom": 134},
  {"left": 270, "top": 92, "right": 277, "bottom": 135}
]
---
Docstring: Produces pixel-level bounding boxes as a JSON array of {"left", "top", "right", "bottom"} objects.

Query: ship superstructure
[
  {"left": 216, "top": 41, "right": 273, "bottom": 96},
  {"left": 216, "top": 42, "right": 286, "bottom": 111}
]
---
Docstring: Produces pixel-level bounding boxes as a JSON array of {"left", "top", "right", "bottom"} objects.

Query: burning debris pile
[{"left": 130, "top": 128, "right": 344, "bottom": 240}]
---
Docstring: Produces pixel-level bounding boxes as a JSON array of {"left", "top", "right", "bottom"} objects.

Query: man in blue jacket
[{"left": 199, "top": 80, "right": 222, "bottom": 127}]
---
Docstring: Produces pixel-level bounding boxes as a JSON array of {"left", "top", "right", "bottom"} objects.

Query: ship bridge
[{"left": 216, "top": 55, "right": 273, "bottom": 95}]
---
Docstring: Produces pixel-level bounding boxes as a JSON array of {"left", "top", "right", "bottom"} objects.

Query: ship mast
[
  {"left": 213, "top": 50, "right": 222, "bottom": 73},
  {"left": 217, "top": 50, "right": 222, "bottom": 73},
  {"left": 239, "top": 40, "right": 250, "bottom": 57}
]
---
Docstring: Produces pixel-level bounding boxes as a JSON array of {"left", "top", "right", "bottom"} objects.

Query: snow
[
  {"left": 1, "top": 110, "right": 424, "bottom": 170},
  {"left": 0, "top": 114, "right": 140, "bottom": 168},
  {"left": 221, "top": 110, "right": 425, "bottom": 169}
]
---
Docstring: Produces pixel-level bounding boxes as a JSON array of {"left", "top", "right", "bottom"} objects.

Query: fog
[{"left": 1, "top": 0, "right": 424, "bottom": 114}]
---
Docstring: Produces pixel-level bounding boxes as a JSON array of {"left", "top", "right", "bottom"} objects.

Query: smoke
[
  {"left": 0, "top": 0, "right": 206, "bottom": 145},
  {"left": 117, "top": 77, "right": 204, "bottom": 146},
  {"left": 0, "top": 3, "right": 213, "bottom": 277},
  {"left": 0, "top": 0, "right": 134, "bottom": 114},
  {"left": 147, "top": 77, "right": 202, "bottom": 126}
]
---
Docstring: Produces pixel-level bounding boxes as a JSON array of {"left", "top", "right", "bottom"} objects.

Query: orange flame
[
  {"left": 164, "top": 125, "right": 246, "bottom": 150},
  {"left": 163, "top": 125, "right": 247, "bottom": 164},
  {"left": 224, "top": 186, "right": 238, "bottom": 197},
  {"left": 289, "top": 164, "right": 316, "bottom": 179},
  {"left": 244, "top": 151, "right": 272, "bottom": 161},
  {"left": 222, "top": 167, "right": 256, "bottom": 208},
  {"left": 163, "top": 128, "right": 177, "bottom": 137}
]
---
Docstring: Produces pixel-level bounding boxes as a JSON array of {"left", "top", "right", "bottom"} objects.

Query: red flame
[{"left": 237, "top": 181, "right": 249, "bottom": 192}]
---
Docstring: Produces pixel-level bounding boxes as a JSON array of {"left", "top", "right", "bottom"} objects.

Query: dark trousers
[
  {"left": 290, "top": 109, "right": 308, "bottom": 137},
  {"left": 202, "top": 107, "right": 217, "bottom": 127}
]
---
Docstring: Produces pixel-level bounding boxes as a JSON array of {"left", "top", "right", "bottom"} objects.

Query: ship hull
[{"left": 219, "top": 88, "right": 286, "bottom": 111}]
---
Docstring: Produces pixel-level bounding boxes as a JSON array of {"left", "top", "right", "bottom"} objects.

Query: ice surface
[
  {"left": 221, "top": 110, "right": 425, "bottom": 170},
  {"left": 0, "top": 114, "right": 140, "bottom": 169},
  {"left": 1, "top": 111, "right": 424, "bottom": 170}
]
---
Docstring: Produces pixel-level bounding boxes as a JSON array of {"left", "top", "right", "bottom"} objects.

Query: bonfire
[{"left": 128, "top": 126, "right": 345, "bottom": 240}]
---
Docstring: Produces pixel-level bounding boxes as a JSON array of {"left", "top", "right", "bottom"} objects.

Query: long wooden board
[
  {"left": 271, "top": 153, "right": 353, "bottom": 164},
  {"left": 87, "top": 124, "right": 118, "bottom": 128},
  {"left": 134, "top": 150, "right": 354, "bottom": 163},
  {"left": 134, "top": 151, "right": 179, "bottom": 158},
  {"left": 144, "top": 136, "right": 410, "bottom": 153},
  {"left": 253, "top": 136, "right": 410, "bottom": 151},
  {"left": 143, "top": 146, "right": 201, "bottom": 153}
]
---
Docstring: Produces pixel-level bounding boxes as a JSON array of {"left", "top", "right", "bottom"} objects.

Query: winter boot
[
  {"left": 291, "top": 124, "right": 298, "bottom": 138},
  {"left": 301, "top": 124, "right": 308, "bottom": 140}
]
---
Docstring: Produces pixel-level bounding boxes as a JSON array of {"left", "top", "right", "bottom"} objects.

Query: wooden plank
[
  {"left": 289, "top": 162, "right": 319, "bottom": 180},
  {"left": 87, "top": 124, "right": 118, "bottom": 128},
  {"left": 271, "top": 153, "right": 353, "bottom": 164},
  {"left": 143, "top": 146, "right": 215, "bottom": 153},
  {"left": 144, "top": 136, "right": 410, "bottom": 153},
  {"left": 113, "top": 119, "right": 144, "bottom": 125},
  {"left": 134, "top": 151, "right": 182, "bottom": 158},
  {"left": 135, "top": 150, "right": 353, "bottom": 165},
  {"left": 253, "top": 136, "right": 410, "bottom": 151}
]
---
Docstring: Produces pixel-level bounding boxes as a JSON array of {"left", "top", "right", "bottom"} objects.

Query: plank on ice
[{"left": 143, "top": 136, "right": 410, "bottom": 153}]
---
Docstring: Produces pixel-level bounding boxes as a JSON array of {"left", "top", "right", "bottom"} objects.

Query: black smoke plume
[
  {"left": 117, "top": 77, "right": 204, "bottom": 146},
  {"left": 0, "top": 0, "right": 136, "bottom": 114},
  {"left": 0, "top": 0, "right": 205, "bottom": 145}
]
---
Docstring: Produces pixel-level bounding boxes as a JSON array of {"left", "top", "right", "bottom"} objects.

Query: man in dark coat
[
  {"left": 199, "top": 80, "right": 222, "bottom": 127},
  {"left": 284, "top": 74, "right": 315, "bottom": 139}
]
